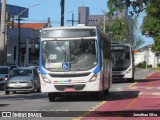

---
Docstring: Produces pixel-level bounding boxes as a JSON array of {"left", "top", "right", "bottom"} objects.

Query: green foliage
[
  {"left": 107, "top": 0, "right": 160, "bottom": 52},
  {"left": 133, "top": 36, "right": 145, "bottom": 49},
  {"left": 141, "top": 0, "right": 160, "bottom": 52},
  {"left": 104, "top": 18, "right": 129, "bottom": 43},
  {"left": 136, "top": 61, "right": 152, "bottom": 68},
  {"left": 105, "top": 0, "right": 144, "bottom": 48}
]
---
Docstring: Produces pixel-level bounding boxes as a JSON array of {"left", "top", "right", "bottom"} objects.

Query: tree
[
  {"left": 107, "top": 0, "right": 160, "bottom": 52},
  {"left": 105, "top": 0, "right": 146, "bottom": 48},
  {"left": 141, "top": 0, "right": 160, "bottom": 52},
  {"left": 104, "top": 18, "right": 129, "bottom": 43}
]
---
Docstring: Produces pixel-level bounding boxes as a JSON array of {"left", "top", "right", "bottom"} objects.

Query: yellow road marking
[
  {"left": 127, "top": 98, "right": 138, "bottom": 109},
  {"left": 129, "top": 82, "right": 137, "bottom": 87},
  {"left": 72, "top": 101, "right": 108, "bottom": 120}
]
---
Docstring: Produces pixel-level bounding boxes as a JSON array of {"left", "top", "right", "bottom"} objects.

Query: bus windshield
[
  {"left": 42, "top": 39, "right": 97, "bottom": 71},
  {"left": 111, "top": 46, "right": 131, "bottom": 71}
]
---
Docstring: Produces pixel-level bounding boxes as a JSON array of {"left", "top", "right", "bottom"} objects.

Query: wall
[
  {"left": 134, "top": 47, "right": 157, "bottom": 68},
  {"left": 7, "top": 28, "right": 39, "bottom": 65}
]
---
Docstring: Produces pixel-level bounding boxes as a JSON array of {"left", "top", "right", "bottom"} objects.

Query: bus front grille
[
  {"left": 54, "top": 84, "right": 85, "bottom": 91},
  {"left": 49, "top": 72, "right": 91, "bottom": 78}
]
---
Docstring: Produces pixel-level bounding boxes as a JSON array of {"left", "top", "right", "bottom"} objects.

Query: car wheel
[
  {"left": 5, "top": 91, "right": 9, "bottom": 95},
  {"left": 31, "top": 88, "right": 35, "bottom": 93}
]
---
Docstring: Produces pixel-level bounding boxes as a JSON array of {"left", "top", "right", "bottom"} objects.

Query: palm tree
[{"left": 60, "top": 0, "right": 65, "bottom": 26}]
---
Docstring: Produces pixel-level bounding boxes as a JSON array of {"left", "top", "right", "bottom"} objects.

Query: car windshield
[
  {"left": 111, "top": 46, "right": 131, "bottom": 71},
  {"left": 42, "top": 39, "right": 97, "bottom": 71},
  {"left": 10, "top": 69, "right": 32, "bottom": 77}
]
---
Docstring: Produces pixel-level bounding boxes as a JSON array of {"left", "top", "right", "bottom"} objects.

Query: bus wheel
[
  {"left": 5, "top": 91, "right": 9, "bottom": 95},
  {"left": 48, "top": 93, "right": 56, "bottom": 102},
  {"left": 104, "top": 89, "right": 109, "bottom": 96},
  {"left": 127, "top": 78, "right": 134, "bottom": 83},
  {"left": 94, "top": 91, "right": 103, "bottom": 101}
]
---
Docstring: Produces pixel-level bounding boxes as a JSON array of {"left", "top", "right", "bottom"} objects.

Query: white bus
[
  {"left": 111, "top": 43, "right": 135, "bottom": 82},
  {"left": 39, "top": 26, "right": 112, "bottom": 102}
]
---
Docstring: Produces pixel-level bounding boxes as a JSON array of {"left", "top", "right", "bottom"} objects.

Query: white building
[{"left": 134, "top": 44, "right": 158, "bottom": 68}]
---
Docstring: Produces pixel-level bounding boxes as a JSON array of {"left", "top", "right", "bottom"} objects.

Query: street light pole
[
  {"left": 17, "top": 17, "right": 21, "bottom": 65},
  {"left": 15, "top": 3, "right": 40, "bottom": 65},
  {"left": 0, "top": 0, "right": 6, "bottom": 65},
  {"left": 60, "top": 0, "right": 65, "bottom": 26}
]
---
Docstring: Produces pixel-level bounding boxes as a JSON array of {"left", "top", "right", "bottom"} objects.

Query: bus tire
[
  {"left": 104, "top": 89, "right": 109, "bottom": 96},
  {"left": 48, "top": 93, "right": 56, "bottom": 102},
  {"left": 127, "top": 78, "right": 134, "bottom": 83},
  {"left": 5, "top": 90, "right": 9, "bottom": 95},
  {"left": 94, "top": 91, "right": 103, "bottom": 101}
]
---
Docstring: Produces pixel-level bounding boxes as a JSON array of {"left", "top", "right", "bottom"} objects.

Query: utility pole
[
  {"left": 67, "top": 13, "right": 78, "bottom": 26},
  {"left": 14, "top": 17, "right": 22, "bottom": 65},
  {"left": 18, "top": 17, "right": 21, "bottom": 65},
  {"left": 0, "top": 0, "right": 6, "bottom": 65},
  {"left": 60, "top": 0, "right": 65, "bottom": 26}
]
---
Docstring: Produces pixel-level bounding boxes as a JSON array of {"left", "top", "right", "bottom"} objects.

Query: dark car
[
  {"left": 0, "top": 66, "right": 11, "bottom": 89},
  {"left": 5, "top": 67, "right": 41, "bottom": 94}
]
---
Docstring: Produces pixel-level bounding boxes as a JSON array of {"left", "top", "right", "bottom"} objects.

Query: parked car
[
  {"left": 0, "top": 66, "right": 11, "bottom": 89},
  {"left": 5, "top": 67, "right": 41, "bottom": 94}
]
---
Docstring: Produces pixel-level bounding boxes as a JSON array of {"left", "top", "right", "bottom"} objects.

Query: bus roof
[{"left": 42, "top": 26, "right": 97, "bottom": 30}]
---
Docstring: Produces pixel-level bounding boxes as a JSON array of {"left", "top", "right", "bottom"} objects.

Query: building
[
  {"left": 7, "top": 22, "right": 50, "bottom": 66},
  {"left": 78, "top": 6, "right": 130, "bottom": 26},
  {"left": 0, "top": 3, "right": 51, "bottom": 66},
  {"left": 0, "top": 3, "right": 28, "bottom": 65},
  {"left": 0, "top": 3, "right": 28, "bottom": 22},
  {"left": 78, "top": 7, "right": 104, "bottom": 26},
  {"left": 134, "top": 44, "right": 158, "bottom": 68},
  {"left": 78, "top": 6, "right": 134, "bottom": 45}
]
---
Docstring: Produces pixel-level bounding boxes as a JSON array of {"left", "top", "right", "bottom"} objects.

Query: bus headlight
[
  {"left": 42, "top": 75, "right": 51, "bottom": 84},
  {"left": 89, "top": 73, "right": 98, "bottom": 82}
]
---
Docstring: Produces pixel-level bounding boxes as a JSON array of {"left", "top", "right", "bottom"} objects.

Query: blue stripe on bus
[
  {"left": 93, "top": 28, "right": 101, "bottom": 74},
  {"left": 39, "top": 66, "right": 47, "bottom": 75},
  {"left": 39, "top": 32, "right": 47, "bottom": 75}
]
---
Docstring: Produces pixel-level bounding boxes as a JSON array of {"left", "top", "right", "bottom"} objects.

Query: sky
[
  {"left": 7, "top": 0, "right": 108, "bottom": 26},
  {"left": 6, "top": 0, "right": 153, "bottom": 48}
]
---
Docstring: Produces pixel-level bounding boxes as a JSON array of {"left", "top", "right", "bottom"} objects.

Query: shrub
[{"left": 136, "top": 61, "right": 152, "bottom": 68}]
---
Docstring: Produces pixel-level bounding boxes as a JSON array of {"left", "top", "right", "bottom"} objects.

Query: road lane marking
[
  {"left": 127, "top": 98, "right": 138, "bottom": 109},
  {"left": 152, "top": 92, "right": 160, "bottom": 95},
  {"left": 72, "top": 101, "right": 108, "bottom": 120},
  {"left": 128, "top": 82, "right": 137, "bottom": 88},
  {"left": 139, "top": 92, "right": 143, "bottom": 95}
]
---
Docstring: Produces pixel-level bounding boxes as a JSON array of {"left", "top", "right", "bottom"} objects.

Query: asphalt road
[{"left": 0, "top": 68, "right": 157, "bottom": 120}]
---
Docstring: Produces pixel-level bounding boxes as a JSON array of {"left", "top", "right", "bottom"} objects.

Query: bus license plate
[{"left": 64, "top": 87, "right": 75, "bottom": 92}]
